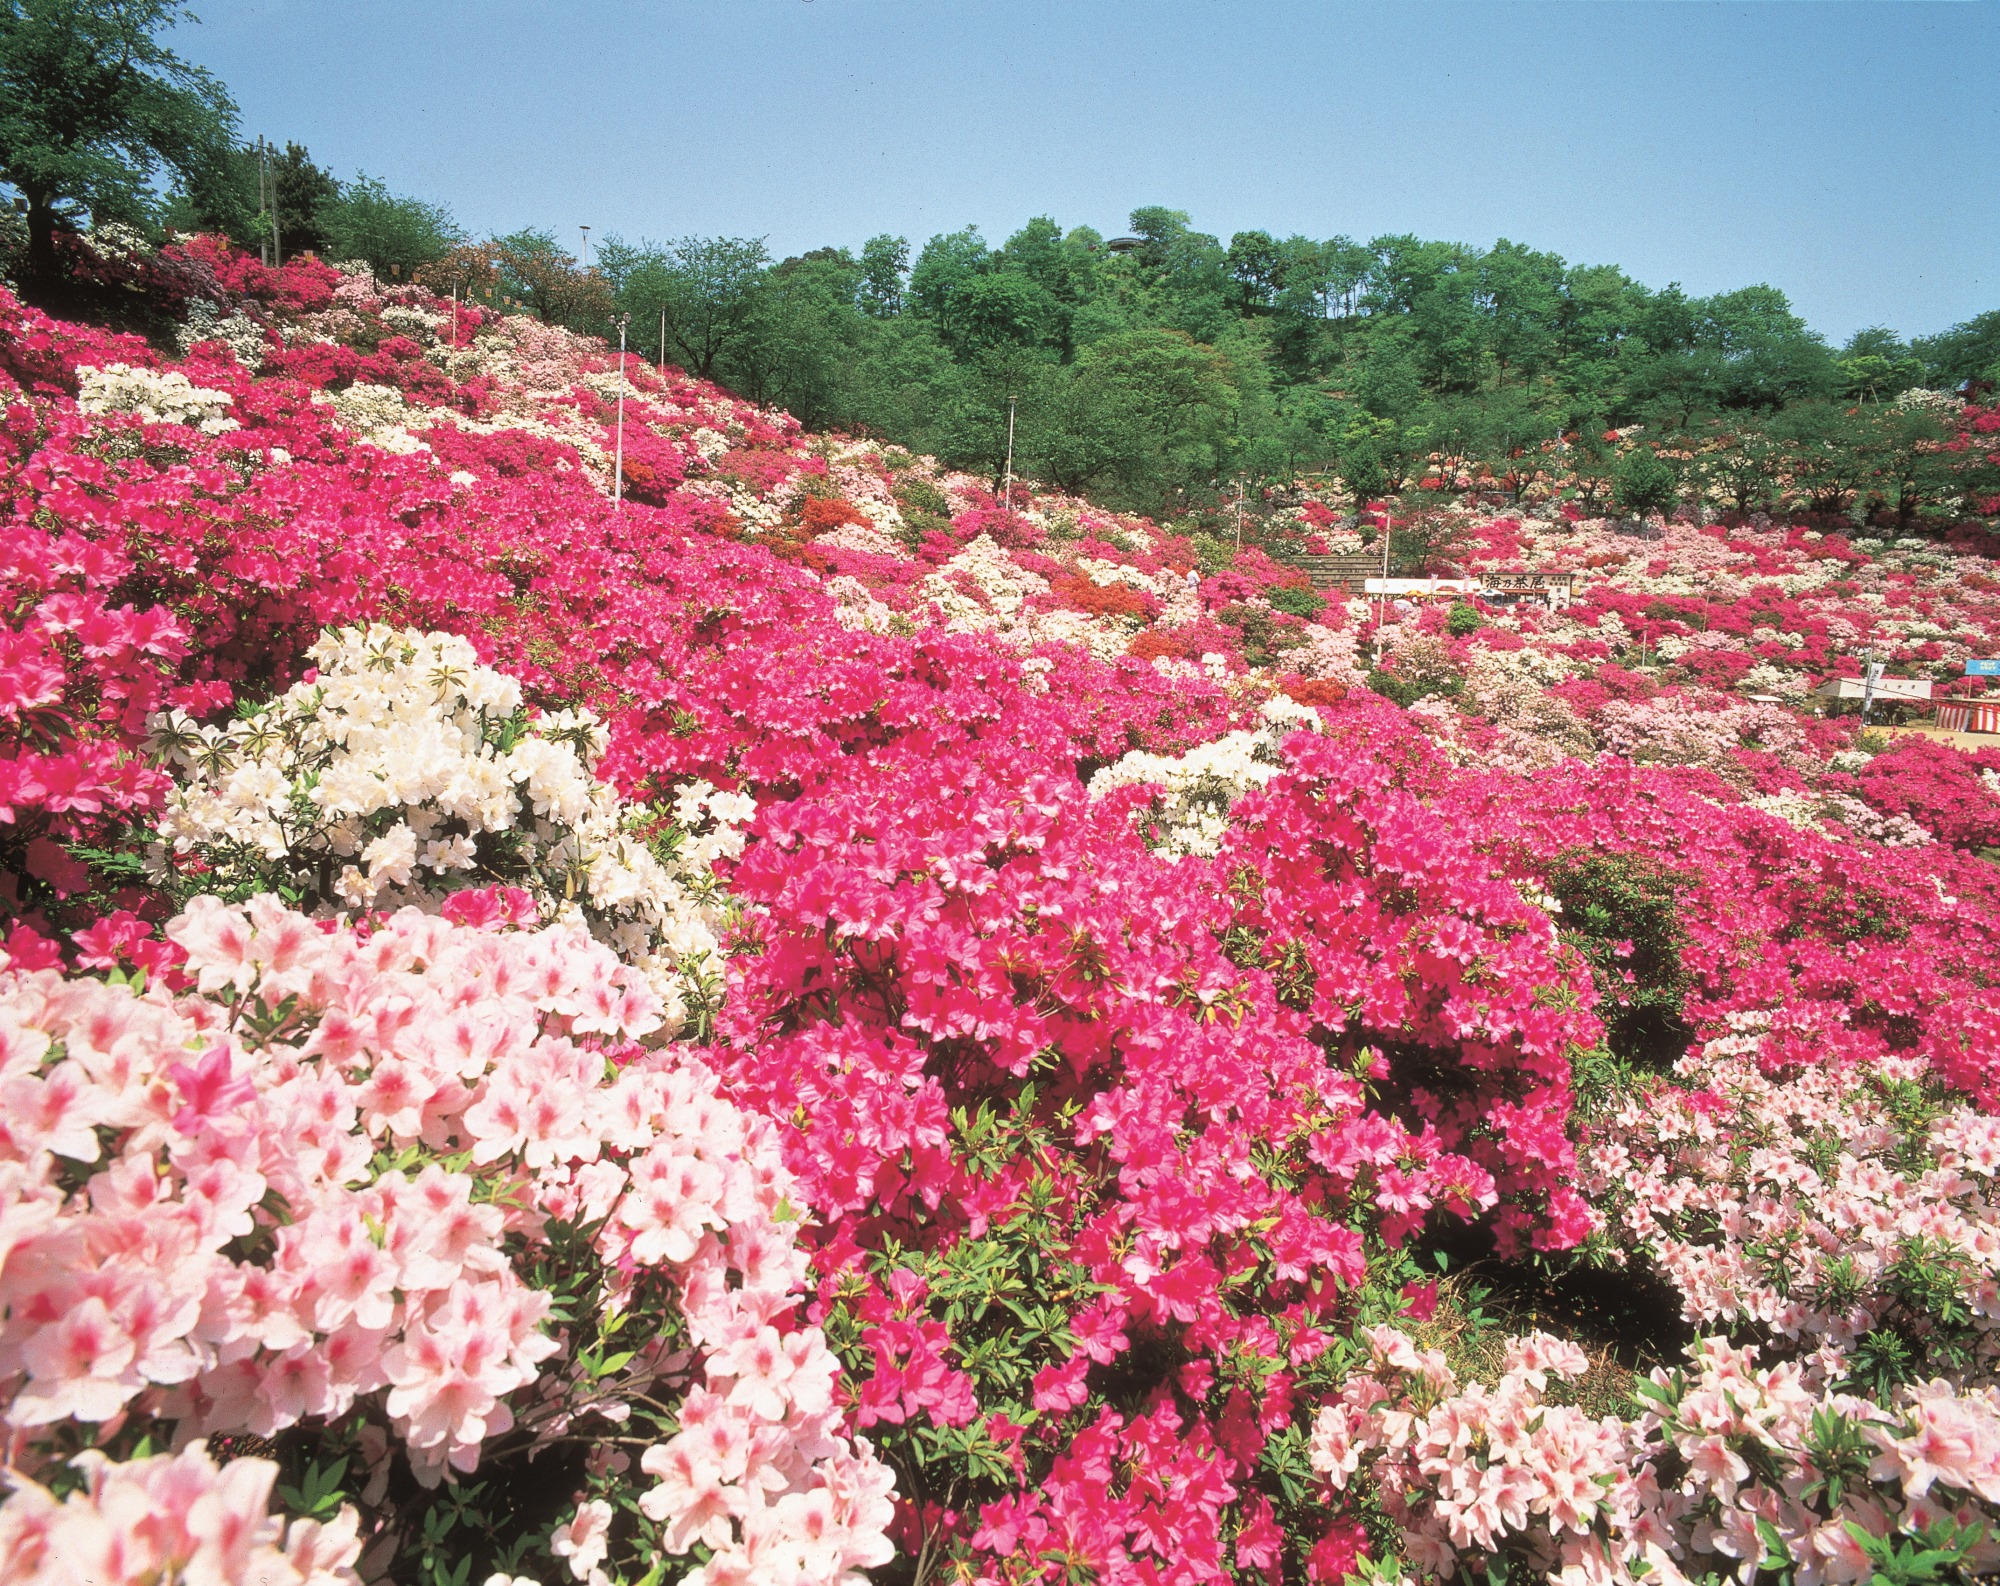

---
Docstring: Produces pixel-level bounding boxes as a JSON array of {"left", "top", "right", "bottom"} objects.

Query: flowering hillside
[{"left": 6, "top": 239, "right": 2000, "bottom": 1586}]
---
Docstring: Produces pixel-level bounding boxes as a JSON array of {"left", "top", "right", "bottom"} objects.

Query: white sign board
[
  {"left": 1362, "top": 578, "right": 1478, "bottom": 597},
  {"left": 1813, "top": 676, "right": 1933, "bottom": 702}
]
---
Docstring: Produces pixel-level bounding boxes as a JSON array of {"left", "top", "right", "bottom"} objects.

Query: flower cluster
[
  {"left": 1087, "top": 693, "right": 1322, "bottom": 857},
  {"left": 1312, "top": 1327, "right": 2000, "bottom": 1585},
  {"left": 0, "top": 1444, "right": 362, "bottom": 1586},
  {"left": 1582, "top": 1033, "right": 2000, "bottom": 1384}
]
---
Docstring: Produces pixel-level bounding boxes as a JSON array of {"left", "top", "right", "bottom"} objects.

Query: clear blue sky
[{"left": 170, "top": 0, "right": 1996, "bottom": 344}]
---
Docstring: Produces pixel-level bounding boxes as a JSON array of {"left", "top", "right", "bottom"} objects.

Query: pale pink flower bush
[
  {"left": 1581, "top": 1032, "right": 2000, "bottom": 1384},
  {"left": 1312, "top": 1327, "right": 2000, "bottom": 1585},
  {"left": 0, "top": 893, "right": 892, "bottom": 1584},
  {"left": 0, "top": 1443, "right": 363, "bottom": 1586}
]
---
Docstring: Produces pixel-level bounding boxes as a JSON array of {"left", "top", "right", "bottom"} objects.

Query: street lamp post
[
  {"left": 613, "top": 316, "right": 629, "bottom": 510},
  {"left": 1002, "top": 395, "right": 1018, "bottom": 512},
  {"left": 1374, "top": 504, "right": 1392, "bottom": 668},
  {"left": 1860, "top": 651, "right": 1885, "bottom": 726}
]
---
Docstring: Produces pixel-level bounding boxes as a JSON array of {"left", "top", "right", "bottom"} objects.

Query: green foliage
[
  {"left": 318, "top": 176, "right": 459, "bottom": 277},
  {"left": 1446, "top": 600, "right": 1483, "bottom": 637},
  {"left": 0, "top": 0, "right": 238, "bottom": 281},
  {"left": 1266, "top": 583, "right": 1324, "bottom": 619},
  {"left": 1612, "top": 446, "right": 1678, "bottom": 521},
  {"left": 1543, "top": 851, "right": 1692, "bottom": 1069}
]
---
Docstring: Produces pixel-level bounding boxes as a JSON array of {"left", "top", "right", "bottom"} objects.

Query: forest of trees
[
  {"left": 362, "top": 210, "right": 2000, "bottom": 521},
  {"left": 4, "top": 0, "right": 1996, "bottom": 520}
]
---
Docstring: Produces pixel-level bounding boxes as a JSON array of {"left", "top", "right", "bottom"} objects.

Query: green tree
[
  {"left": 1612, "top": 447, "right": 1678, "bottom": 522},
  {"left": 317, "top": 175, "right": 456, "bottom": 278},
  {"left": 0, "top": 0, "right": 238, "bottom": 284},
  {"left": 1025, "top": 327, "right": 1235, "bottom": 511},
  {"left": 730, "top": 247, "right": 867, "bottom": 427},
  {"left": 857, "top": 233, "right": 907, "bottom": 317},
  {"left": 1852, "top": 404, "right": 1954, "bottom": 531},
  {"left": 1691, "top": 419, "right": 1781, "bottom": 516},
  {"left": 1915, "top": 310, "right": 2000, "bottom": 394},
  {"left": 1837, "top": 326, "right": 1924, "bottom": 403},
  {"left": 1767, "top": 401, "right": 1870, "bottom": 516},
  {"left": 1337, "top": 435, "right": 1389, "bottom": 504},
  {"left": 908, "top": 226, "right": 990, "bottom": 320},
  {"left": 623, "top": 234, "right": 770, "bottom": 379},
  {"left": 1478, "top": 238, "right": 1565, "bottom": 387},
  {"left": 262, "top": 140, "right": 339, "bottom": 260}
]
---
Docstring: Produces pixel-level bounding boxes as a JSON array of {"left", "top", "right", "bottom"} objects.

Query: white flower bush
[
  {"left": 178, "top": 298, "right": 271, "bottom": 370},
  {"left": 76, "top": 363, "right": 239, "bottom": 434},
  {"left": 1088, "top": 694, "right": 1321, "bottom": 857},
  {"left": 149, "top": 625, "right": 747, "bottom": 1031}
]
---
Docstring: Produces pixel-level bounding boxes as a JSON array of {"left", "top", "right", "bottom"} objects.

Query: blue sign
[{"left": 1968, "top": 659, "right": 2000, "bottom": 676}]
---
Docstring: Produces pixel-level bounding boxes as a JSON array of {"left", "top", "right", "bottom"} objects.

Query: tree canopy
[{"left": 0, "top": 0, "right": 237, "bottom": 280}]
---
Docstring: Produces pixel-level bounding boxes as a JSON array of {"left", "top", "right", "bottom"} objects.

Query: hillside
[{"left": 6, "top": 239, "right": 2000, "bottom": 1586}]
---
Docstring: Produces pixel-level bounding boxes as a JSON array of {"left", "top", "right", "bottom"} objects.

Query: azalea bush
[
  {"left": 148, "top": 623, "right": 746, "bottom": 1032},
  {"left": 0, "top": 894, "right": 893, "bottom": 1586}
]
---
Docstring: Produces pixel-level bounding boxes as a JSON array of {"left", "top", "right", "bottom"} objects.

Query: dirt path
[{"left": 1876, "top": 724, "right": 1999, "bottom": 750}]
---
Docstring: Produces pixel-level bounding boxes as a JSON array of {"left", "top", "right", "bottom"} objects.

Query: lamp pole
[
  {"left": 1374, "top": 503, "right": 1392, "bottom": 667},
  {"left": 579, "top": 225, "right": 591, "bottom": 271},
  {"left": 614, "top": 315, "right": 629, "bottom": 510},
  {"left": 1860, "top": 650, "right": 1885, "bottom": 726},
  {"left": 1002, "top": 395, "right": 1018, "bottom": 512},
  {"left": 256, "top": 137, "right": 270, "bottom": 267}
]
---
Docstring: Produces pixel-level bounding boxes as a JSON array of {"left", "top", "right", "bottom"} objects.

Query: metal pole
[
  {"left": 658, "top": 307, "right": 667, "bottom": 374},
  {"left": 257, "top": 138, "right": 270, "bottom": 267},
  {"left": 1374, "top": 503, "right": 1391, "bottom": 667},
  {"left": 614, "top": 317, "right": 629, "bottom": 510},
  {"left": 1234, "top": 477, "right": 1244, "bottom": 548},
  {"left": 579, "top": 226, "right": 590, "bottom": 271},
  {"left": 1002, "top": 395, "right": 1018, "bottom": 511},
  {"left": 450, "top": 283, "right": 458, "bottom": 350}
]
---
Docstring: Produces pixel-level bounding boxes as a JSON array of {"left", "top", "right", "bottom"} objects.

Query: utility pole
[
  {"left": 1002, "top": 395, "right": 1018, "bottom": 512},
  {"left": 613, "top": 316, "right": 629, "bottom": 510},
  {"left": 260, "top": 137, "right": 282, "bottom": 267}
]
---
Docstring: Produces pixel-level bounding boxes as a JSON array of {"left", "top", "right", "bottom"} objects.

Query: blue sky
[{"left": 171, "top": 0, "right": 1996, "bottom": 344}]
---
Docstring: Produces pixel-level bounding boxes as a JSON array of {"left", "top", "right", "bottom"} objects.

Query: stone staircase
[{"left": 1281, "top": 553, "right": 1381, "bottom": 593}]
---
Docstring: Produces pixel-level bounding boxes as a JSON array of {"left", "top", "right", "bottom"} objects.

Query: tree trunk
[{"left": 23, "top": 195, "right": 60, "bottom": 285}]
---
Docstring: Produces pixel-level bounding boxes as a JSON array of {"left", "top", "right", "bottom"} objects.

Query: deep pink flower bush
[{"left": 706, "top": 706, "right": 1596, "bottom": 1578}]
